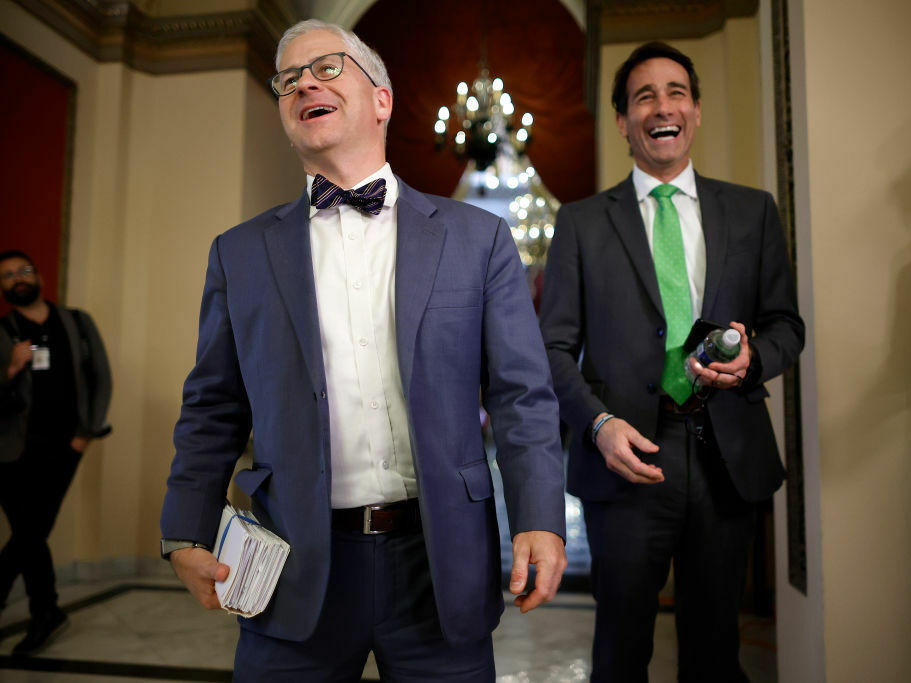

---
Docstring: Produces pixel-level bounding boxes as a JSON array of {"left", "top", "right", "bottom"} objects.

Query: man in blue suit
[{"left": 160, "top": 19, "right": 566, "bottom": 681}]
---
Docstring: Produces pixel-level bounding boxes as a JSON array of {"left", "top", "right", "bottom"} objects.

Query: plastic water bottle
[{"left": 684, "top": 328, "right": 741, "bottom": 382}]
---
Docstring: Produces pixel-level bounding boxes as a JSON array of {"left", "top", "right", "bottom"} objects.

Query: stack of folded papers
[{"left": 214, "top": 503, "right": 290, "bottom": 617}]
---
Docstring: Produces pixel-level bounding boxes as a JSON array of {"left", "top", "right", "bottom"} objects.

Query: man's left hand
[
  {"left": 509, "top": 530, "right": 567, "bottom": 613},
  {"left": 70, "top": 436, "right": 90, "bottom": 453},
  {"left": 687, "top": 321, "right": 750, "bottom": 390}
]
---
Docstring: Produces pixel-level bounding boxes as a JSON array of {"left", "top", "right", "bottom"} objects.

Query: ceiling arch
[
  {"left": 350, "top": 0, "right": 596, "bottom": 203},
  {"left": 308, "top": 0, "right": 586, "bottom": 30}
]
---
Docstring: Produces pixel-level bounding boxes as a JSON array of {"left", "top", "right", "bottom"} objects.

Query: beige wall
[
  {"left": 0, "top": 2, "right": 302, "bottom": 569},
  {"left": 598, "top": 16, "right": 763, "bottom": 191},
  {"left": 797, "top": 0, "right": 911, "bottom": 679},
  {"left": 242, "top": 74, "right": 308, "bottom": 219},
  {"left": 5, "top": 1, "right": 911, "bottom": 678}
]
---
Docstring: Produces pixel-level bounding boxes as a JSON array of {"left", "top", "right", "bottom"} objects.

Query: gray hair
[{"left": 275, "top": 19, "right": 392, "bottom": 97}]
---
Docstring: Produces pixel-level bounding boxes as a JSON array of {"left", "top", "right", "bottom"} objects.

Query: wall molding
[
  {"left": 12, "top": 0, "right": 295, "bottom": 87},
  {"left": 595, "top": 0, "right": 758, "bottom": 43}
]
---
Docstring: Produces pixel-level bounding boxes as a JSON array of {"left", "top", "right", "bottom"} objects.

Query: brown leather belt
[
  {"left": 331, "top": 498, "right": 421, "bottom": 535},
  {"left": 659, "top": 394, "right": 705, "bottom": 415}
]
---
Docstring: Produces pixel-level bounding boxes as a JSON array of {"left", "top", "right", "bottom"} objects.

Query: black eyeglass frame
[
  {"left": 0, "top": 266, "right": 37, "bottom": 282},
  {"left": 270, "top": 51, "right": 378, "bottom": 97}
]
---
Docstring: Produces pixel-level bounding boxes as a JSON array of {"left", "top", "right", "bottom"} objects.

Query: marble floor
[
  {"left": 0, "top": 448, "right": 776, "bottom": 680},
  {"left": 0, "top": 575, "right": 776, "bottom": 682}
]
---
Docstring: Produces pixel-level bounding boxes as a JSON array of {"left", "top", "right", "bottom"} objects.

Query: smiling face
[
  {"left": 616, "top": 57, "right": 701, "bottom": 181},
  {"left": 277, "top": 29, "right": 391, "bottom": 184}
]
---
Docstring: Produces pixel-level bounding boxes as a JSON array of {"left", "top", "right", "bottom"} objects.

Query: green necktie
[{"left": 650, "top": 184, "right": 693, "bottom": 405}]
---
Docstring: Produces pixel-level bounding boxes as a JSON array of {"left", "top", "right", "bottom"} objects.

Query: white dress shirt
[
  {"left": 632, "top": 161, "right": 706, "bottom": 321},
  {"left": 306, "top": 163, "right": 417, "bottom": 509}
]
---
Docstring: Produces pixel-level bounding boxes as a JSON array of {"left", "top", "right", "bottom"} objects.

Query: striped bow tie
[{"left": 310, "top": 174, "right": 387, "bottom": 216}]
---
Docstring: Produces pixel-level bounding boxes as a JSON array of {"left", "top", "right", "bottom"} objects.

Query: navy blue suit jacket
[
  {"left": 161, "top": 179, "right": 566, "bottom": 645},
  {"left": 539, "top": 173, "right": 805, "bottom": 504}
]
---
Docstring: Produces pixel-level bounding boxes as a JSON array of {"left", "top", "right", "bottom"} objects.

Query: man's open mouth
[
  {"left": 648, "top": 125, "right": 680, "bottom": 139},
  {"left": 301, "top": 105, "right": 337, "bottom": 121}
]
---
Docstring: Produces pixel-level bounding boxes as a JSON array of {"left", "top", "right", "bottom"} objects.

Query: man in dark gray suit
[
  {"left": 0, "top": 249, "right": 112, "bottom": 655},
  {"left": 539, "top": 42, "right": 804, "bottom": 682}
]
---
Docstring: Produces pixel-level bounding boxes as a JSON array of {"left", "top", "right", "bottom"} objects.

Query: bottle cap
[{"left": 722, "top": 328, "right": 741, "bottom": 348}]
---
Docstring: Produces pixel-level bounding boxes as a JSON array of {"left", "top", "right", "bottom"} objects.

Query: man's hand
[
  {"left": 509, "top": 530, "right": 567, "bottom": 613},
  {"left": 70, "top": 436, "right": 90, "bottom": 453},
  {"left": 7, "top": 341, "right": 32, "bottom": 379},
  {"left": 594, "top": 415, "right": 663, "bottom": 484},
  {"left": 169, "top": 547, "right": 230, "bottom": 610},
  {"left": 687, "top": 321, "right": 750, "bottom": 390}
]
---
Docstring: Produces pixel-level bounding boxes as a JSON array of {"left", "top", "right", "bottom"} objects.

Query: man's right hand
[
  {"left": 7, "top": 340, "right": 32, "bottom": 379},
  {"left": 594, "top": 414, "right": 664, "bottom": 484},
  {"left": 169, "top": 547, "right": 230, "bottom": 609}
]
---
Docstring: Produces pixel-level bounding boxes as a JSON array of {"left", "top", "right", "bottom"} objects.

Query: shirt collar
[
  {"left": 632, "top": 160, "right": 697, "bottom": 202},
  {"left": 306, "top": 162, "right": 398, "bottom": 218}
]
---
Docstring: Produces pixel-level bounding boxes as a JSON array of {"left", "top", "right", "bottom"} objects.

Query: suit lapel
[
  {"left": 697, "top": 174, "right": 727, "bottom": 317},
  {"left": 606, "top": 176, "right": 664, "bottom": 317},
  {"left": 264, "top": 195, "right": 326, "bottom": 393},
  {"left": 394, "top": 180, "right": 446, "bottom": 397}
]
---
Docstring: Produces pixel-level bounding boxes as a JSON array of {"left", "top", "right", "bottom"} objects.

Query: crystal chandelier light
[
  {"left": 434, "top": 63, "right": 533, "bottom": 171},
  {"left": 506, "top": 168, "right": 560, "bottom": 267},
  {"left": 435, "top": 62, "right": 558, "bottom": 268}
]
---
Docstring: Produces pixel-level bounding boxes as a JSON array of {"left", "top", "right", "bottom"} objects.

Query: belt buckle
[{"left": 363, "top": 504, "right": 385, "bottom": 535}]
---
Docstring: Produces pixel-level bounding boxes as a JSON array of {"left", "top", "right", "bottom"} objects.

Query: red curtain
[
  {"left": 354, "top": 0, "right": 595, "bottom": 203},
  {"left": 0, "top": 36, "right": 73, "bottom": 314}
]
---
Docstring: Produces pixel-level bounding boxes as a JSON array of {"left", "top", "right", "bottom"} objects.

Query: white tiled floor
[{"left": 0, "top": 577, "right": 776, "bottom": 682}]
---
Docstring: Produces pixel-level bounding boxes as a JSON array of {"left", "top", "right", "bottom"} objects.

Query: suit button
[
  {"left": 647, "top": 383, "right": 657, "bottom": 394},
  {"left": 656, "top": 328, "right": 665, "bottom": 337},
  {"left": 320, "top": 391, "right": 327, "bottom": 399}
]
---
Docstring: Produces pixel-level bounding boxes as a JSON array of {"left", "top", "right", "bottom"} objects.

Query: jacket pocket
[
  {"left": 459, "top": 460, "right": 494, "bottom": 501},
  {"left": 234, "top": 465, "right": 273, "bottom": 496},
  {"left": 426, "top": 288, "right": 482, "bottom": 309}
]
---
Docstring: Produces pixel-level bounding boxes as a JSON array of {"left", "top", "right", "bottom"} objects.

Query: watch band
[{"left": 160, "top": 539, "right": 211, "bottom": 559}]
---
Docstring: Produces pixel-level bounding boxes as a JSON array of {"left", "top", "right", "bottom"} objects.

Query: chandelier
[
  {"left": 506, "top": 168, "right": 559, "bottom": 267},
  {"left": 434, "top": 62, "right": 558, "bottom": 269},
  {"left": 434, "top": 62, "right": 533, "bottom": 171}
]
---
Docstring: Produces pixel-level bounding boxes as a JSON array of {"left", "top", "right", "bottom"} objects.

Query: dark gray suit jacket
[
  {"left": 539, "top": 172, "right": 804, "bottom": 503},
  {"left": 161, "top": 179, "right": 566, "bottom": 645},
  {"left": 0, "top": 303, "right": 112, "bottom": 462}
]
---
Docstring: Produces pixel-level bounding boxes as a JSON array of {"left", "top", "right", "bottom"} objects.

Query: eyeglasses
[
  {"left": 0, "top": 266, "right": 36, "bottom": 282},
  {"left": 270, "top": 52, "right": 378, "bottom": 97}
]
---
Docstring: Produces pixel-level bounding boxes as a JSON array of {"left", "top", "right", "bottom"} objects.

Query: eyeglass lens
[
  {"left": 1, "top": 266, "right": 35, "bottom": 281},
  {"left": 273, "top": 54, "right": 344, "bottom": 95}
]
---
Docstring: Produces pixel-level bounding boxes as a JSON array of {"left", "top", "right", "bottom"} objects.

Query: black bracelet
[{"left": 591, "top": 414, "right": 615, "bottom": 444}]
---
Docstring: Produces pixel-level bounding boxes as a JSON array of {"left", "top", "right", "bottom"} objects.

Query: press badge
[{"left": 30, "top": 345, "right": 50, "bottom": 371}]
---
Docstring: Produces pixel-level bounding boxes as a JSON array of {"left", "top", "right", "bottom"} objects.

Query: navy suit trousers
[{"left": 233, "top": 527, "right": 495, "bottom": 682}]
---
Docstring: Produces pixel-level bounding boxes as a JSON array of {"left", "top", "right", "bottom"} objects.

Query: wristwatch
[{"left": 160, "top": 539, "right": 211, "bottom": 559}]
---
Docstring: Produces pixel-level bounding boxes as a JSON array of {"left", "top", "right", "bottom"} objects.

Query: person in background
[{"left": 0, "top": 249, "right": 112, "bottom": 656}]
